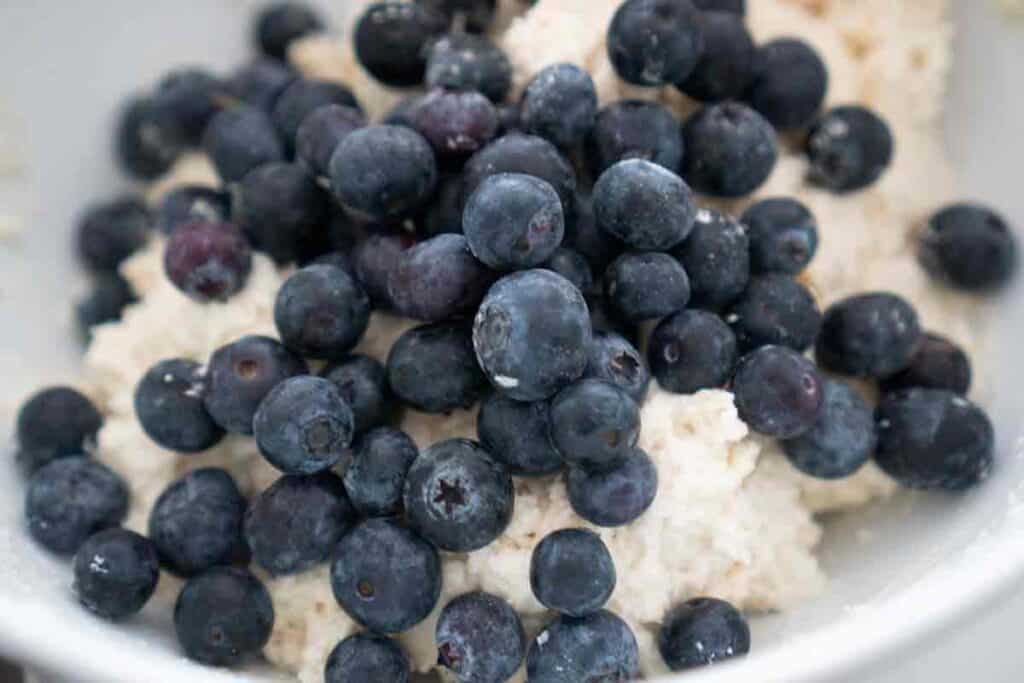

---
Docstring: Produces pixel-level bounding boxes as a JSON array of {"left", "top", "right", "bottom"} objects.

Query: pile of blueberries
[{"left": 20, "top": 0, "right": 1021, "bottom": 681}]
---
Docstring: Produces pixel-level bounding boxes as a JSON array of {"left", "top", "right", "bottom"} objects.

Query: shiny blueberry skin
[
  {"left": 354, "top": 2, "right": 449, "bottom": 87},
  {"left": 648, "top": 309, "right": 738, "bottom": 394},
  {"left": 606, "top": 0, "right": 704, "bottom": 86},
  {"left": 476, "top": 392, "right": 564, "bottom": 476},
  {"left": 26, "top": 457, "right": 128, "bottom": 555},
  {"left": 76, "top": 273, "right": 137, "bottom": 341},
  {"left": 816, "top": 292, "right": 922, "bottom": 378},
  {"left": 436, "top": 591, "right": 527, "bottom": 683},
  {"left": 389, "top": 234, "right": 494, "bottom": 321},
  {"left": 677, "top": 11, "right": 754, "bottom": 102},
  {"left": 464, "top": 173, "right": 565, "bottom": 269},
  {"left": 274, "top": 264, "right": 370, "bottom": 360},
  {"left": 115, "top": 96, "right": 185, "bottom": 180},
  {"left": 474, "top": 269, "right": 593, "bottom": 401},
  {"left": 225, "top": 58, "right": 296, "bottom": 112},
  {"left": 527, "top": 610, "right": 640, "bottom": 682},
  {"left": 542, "top": 247, "right": 594, "bottom": 295},
  {"left": 387, "top": 322, "right": 489, "bottom": 413},
  {"left": 426, "top": 33, "right": 511, "bottom": 103},
  {"left": 693, "top": 0, "right": 745, "bottom": 11},
  {"left": 164, "top": 221, "right": 253, "bottom": 302},
  {"left": 531, "top": 528, "right": 615, "bottom": 617},
  {"left": 321, "top": 354, "right": 391, "bottom": 435},
  {"left": 134, "top": 359, "right": 224, "bottom": 453},
  {"left": 919, "top": 203, "right": 1018, "bottom": 292},
  {"left": 342, "top": 427, "right": 419, "bottom": 517},
  {"left": 16, "top": 386, "right": 102, "bottom": 476},
  {"left": 272, "top": 78, "right": 361, "bottom": 149},
  {"left": 148, "top": 468, "right": 246, "bottom": 576},
  {"left": 875, "top": 389, "right": 994, "bottom": 491},
  {"left": 295, "top": 104, "right": 366, "bottom": 179},
  {"left": 732, "top": 345, "right": 824, "bottom": 438},
  {"left": 605, "top": 251, "right": 691, "bottom": 321},
  {"left": 254, "top": 2, "right": 324, "bottom": 59},
  {"left": 76, "top": 196, "right": 151, "bottom": 273},
  {"left": 352, "top": 229, "right": 418, "bottom": 309},
  {"left": 741, "top": 197, "right": 819, "bottom": 275},
  {"left": 726, "top": 274, "right": 821, "bottom": 352},
  {"left": 564, "top": 192, "right": 624, "bottom": 276},
  {"left": 682, "top": 102, "right": 777, "bottom": 197},
  {"left": 566, "top": 448, "right": 657, "bottom": 527},
  {"left": 156, "top": 186, "right": 232, "bottom": 235},
  {"left": 73, "top": 528, "right": 159, "bottom": 620},
  {"left": 881, "top": 332, "right": 972, "bottom": 396},
  {"left": 404, "top": 438, "right": 514, "bottom": 552},
  {"left": 410, "top": 88, "right": 499, "bottom": 164},
  {"left": 325, "top": 633, "right": 411, "bottom": 683},
  {"left": 782, "top": 379, "right": 876, "bottom": 479},
  {"left": 586, "top": 100, "right": 683, "bottom": 177},
  {"left": 174, "top": 567, "right": 274, "bottom": 667},
  {"left": 418, "top": 0, "right": 496, "bottom": 33},
  {"left": 584, "top": 331, "right": 649, "bottom": 402},
  {"left": 245, "top": 471, "right": 356, "bottom": 576},
  {"left": 672, "top": 208, "right": 750, "bottom": 310},
  {"left": 806, "top": 105, "right": 893, "bottom": 193},
  {"left": 520, "top": 63, "right": 598, "bottom": 149},
  {"left": 463, "top": 133, "right": 577, "bottom": 214},
  {"left": 594, "top": 159, "right": 696, "bottom": 251},
  {"left": 330, "top": 518, "right": 442, "bottom": 633},
  {"left": 659, "top": 598, "right": 751, "bottom": 671},
  {"left": 203, "top": 105, "right": 286, "bottom": 183},
  {"left": 203, "top": 335, "right": 308, "bottom": 434},
  {"left": 152, "top": 68, "right": 223, "bottom": 145},
  {"left": 746, "top": 39, "right": 828, "bottom": 130}
]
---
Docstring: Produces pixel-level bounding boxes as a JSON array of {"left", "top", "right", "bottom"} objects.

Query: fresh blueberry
[
  {"left": 606, "top": 0, "right": 704, "bottom": 86},
  {"left": 693, "top": 0, "right": 745, "bottom": 12},
  {"left": 115, "top": 96, "right": 185, "bottom": 180},
  {"left": 564, "top": 192, "right": 624, "bottom": 275},
  {"left": 418, "top": 172, "right": 465, "bottom": 237},
  {"left": 806, "top": 105, "right": 893, "bottom": 193},
  {"left": 321, "top": 354, "right": 391, "bottom": 434},
  {"left": 76, "top": 273, "right": 137, "bottom": 340},
  {"left": 551, "top": 379, "right": 640, "bottom": 472},
  {"left": 880, "top": 332, "right": 972, "bottom": 396},
  {"left": 527, "top": 610, "right": 640, "bottom": 682},
  {"left": 605, "top": 251, "right": 691, "bottom": 321},
  {"left": 436, "top": 591, "right": 527, "bottom": 683},
  {"left": 875, "top": 389, "right": 994, "bottom": 491},
  {"left": 816, "top": 292, "right": 922, "bottom": 378},
  {"left": 272, "top": 79, "right": 361, "bottom": 150},
  {"left": 245, "top": 471, "right": 356, "bottom": 575},
  {"left": 134, "top": 359, "right": 223, "bottom": 453},
  {"left": 566, "top": 448, "right": 657, "bottom": 527},
  {"left": 274, "top": 264, "right": 370, "bottom": 360},
  {"left": 295, "top": 104, "right": 366, "bottom": 179},
  {"left": 330, "top": 518, "right": 442, "bottom": 633},
  {"left": 672, "top": 208, "right": 749, "bottom": 309},
  {"left": 732, "top": 345, "right": 823, "bottom": 438},
  {"left": 593, "top": 159, "right": 696, "bottom": 251},
  {"left": 417, "top": 0, "right": 497, "bottom": 33},
  {"left": 659, "top": 598, "right": 750, "bottom": 671},
  {"left": 16, "top": 386, "right": 102, "bottom": 475},
  {"left": 404, "top": 438, "right": 514, "bottom": 552},
  {"left": 152, "top": 68, "right": 224, "bottom": 145},
  {"left": 76, "top": 196, "right": 151, "bottom": 274},
  {"left": 726, "top": 274, "right": 821, "bottom": 352},
  {"left": 354, "top": 2, "right": 449, "bottom": 87},
  {"left": 919, "top": 203, "right": 1018, "bottom": 292},
  {"left": 648, "top": 309, "right": 738, "bottom": 394},
  {"left": 463, "top": 133, "right": 577, "bottom": 215},
  {"left": 741, "top": 197, "right": 819, "bottom": 275},
  {"left": 325, "top": 633, "right": 410, "bottom": 683},
  {"left": 342, "top": 427, "right": 419, "bottom": 517},
  {"left": 174, "top": 567, "right": 274, "bottom": 667},
  {"left": 163, "top": 221, "right": 253, "bottom": 302},
  {"left": 26, "top": 457, "right": 128, "bottom": 555},
  {"left": 254, "top": 2, "right": 324, "bottom": 59},
  {"left": 203, "top": 335, "right": 308, "bottom": 434},
  {"left": 542, "top": 247, "right": 594, "bottom": 295},
  {"left": 148, "top": 468, "right": 246, "bottom": 576},
  {"left": 476, "top": 392, "right": 564, "bottom": 476},
  {"left": 782, "top": 378, "right": 875, "bottom": 479},
  {"left": 586, "top": 100, "right": 683, "bottom": 177},
  {"left": 387, "top": 322, "right": 489, "bottom": 413},
  {"left": 531, "top": 528, "right": 615, "bottom": 617},
  {"left": 474, "top": 269, "right": 593, "bottom": 401},
  {"left": 382, "top": 95, "right": 426, "bottom": 128},
  {"left": 389, "top": 234, "right": 494, "bottom": 321},
  {"left": 203, "top": 105, "right": 285, "bottom": 183},
  {"left": 682, "top": 102, "right": 777, "bottom": 197},
  {"left": 676, "top": 11, "right": 754, "bottom": 102},
  {"left": 73, "top": 528, "right": 159, "bottom": 621},
  {"left": 584, "top": 331, "right": 649, "bottom": 402},
  {"left": 225, "top": 57, "right": 296, "bottom": 112},
  {"left": 520, "top": 63, "right": 598, "bottom": 150},
  {"left": 353, "top": 229, "right": 418, "bottom": 309},
  {"left": 156, "top": 185, "right": 232, "bottom": 235},
  {"left": 426, "top": 33, "right": 512, "bottom": 103},
  {"left": 410, "top": 88, "right": 499, "bottom": 163},
  {"left": 746, "top": 39, "right": 828, "bottom": 130}
]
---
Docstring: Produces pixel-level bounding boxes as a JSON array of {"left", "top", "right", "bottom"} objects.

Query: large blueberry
[
  {"left": 426, "top": 33, "right": 511, "bottom": 103},
  {"left": 565, "top": 448, "right": 657, "bottom": 527},
  {"left": 677, "top": 10, "right": 754, "bottom": 103},
  {"left": 746, "top": 39, "right": 828, "bottom": 130},
  {"left": 225, "top": 57, "right": 296, "bottom": 112},
  {"left": 73, "top": 528, "right": 159, "bottom": 621},
  {"left": 726, "top": 274, "right": 821, "bottom": 352},
  {"left": 324, "top": 633, "right": 410, "bottom": 683},
  {"left": 741, "top": 197, "right": 819, "bottom": 275},
  {"left": 583, "top": 331, "right": 649, "bottom": 403},
  {"left": 321, "top": 354, "right": 392, "bottom": 435},
  {"left": 880, "top": 332, "right": 972, "bottom": 396},
  {"left": 521, "top": 63, "right": 598, "bottom": 150},
  {"left": 732, "top": 345, "right": 823, "bottom": 438},
  {"left": 272, "top": 78, "right": 361, "bottom": 150},
  {"left": 816, "top": 292, "right": 922, "bottom": 378},
  {"left": 295, "top": 104, "right": 366, "bottom": 179},
  {"left": 527, "top": 610, "right": 640, "bottom": 682},
  {"left": 353, "top": 229, "right": 418, "bottom": 309},
  {"left": 76, "top": 196, "right": 151, "bottom": 274},
  {"left": 163, "top": 221, "right": 253, "bottom": 302},
  {"left": 919, "top": 203, "right": 1018, "bottom": 292},
  {"left": 593, "top": 159, "right": 696, "bottom": 251},
  {"left": 550, "top": 379, "right": 640, "bottom": 472},
  {"left": 648, "top": 309, "right": 738, "bottom": 394},
  {"left": 409, "top": 88, "right": 499, "bottom": 163},
  {"left": 463, "top": 133, "right": 577, "bottom": 215},
  {"left": 436, "top": 591, "right": 527, "bottom": 683},
  {"left": 134, "top": 358, "right": 224, "bottom": 453},
  {"left": 254, "top": 2, "right": 324, "bottom": 59},
  {"left": 604, "top": 251, "right": 690, "bottom": 321},
  {"left": 586, "top": 100, "right": 683, "bottom": 177},
  {"left": 659, "top": 597, "right": 751, "bottom": 671},
  {"left": 606, "top": 0, "right": 704, "bottom": 86},
  {"left": 274, "top": 264, "right": 370, "bottom": 360},
  {"left": 672, "top": 208, "right": 750, "bottom": 309},
  {"left": 16, "top": 386, "right": 102, "bottom": 475},
  {"left": 806, "top": 106, "right": 893, "bottom": 193},
  {"left": 531, "top": 528, "right": 616, "bottom": 617},
  {"left": 682, "top": 102, "right": 777, "bottom": 197},
  {"left": 203, "top": 105, "right": 285, "bottom": 183},
  {"left": 151, "top": 67, "right": 224, "bottom": 145},
  {"left": 387, "top": 322, "right": 488, "bottom": 413},
  {"left": 342, "top": 427, "right": 419, "bottom": 517},
  {"left": 354, "top": 2, "right": 449, "bottom": 87},
  {"left": 389, "top": 234, "right": 494, "bottom": 321},
  {"left": 782, "top": 379, "right": 876, "bottom": 479},
  {"left": 476, "top": 392, "right": 564, "bottom": 476}
]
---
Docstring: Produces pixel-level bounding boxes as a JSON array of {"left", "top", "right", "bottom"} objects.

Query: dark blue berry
[
  {"left": 156, "top": 185, "right": 232, "bottom": 235},
  {"left": 806, "top": 105, "right": 893, "bottom": 193},
  {"left": 76, "top": 196, "right": 151, "bottom": 273},
  {"left": 682, "top": 102, "right": 777, "bottom": 197},
  {"left": 566, "top": 448, "right": 657, "bottom": 527},
  {"left": 584, "top": 331, "right": 649, "bottom": 402},
  {"left": 741, "top": 197, "right": 819, "bottom": 275},
  {"left": 174, "top": 567, "right": 274, "bottom": 667},
  {"left": 747, "top": 39, "right": 828, "bottom": 130},
  {"left": 353, "top": 229, "right": 418, "bottom": 309},
  {"left": 426, "top": 33, "right": 511, "bottom": 103},
  {"left": 782, "top": 379, "right": 876, "bottom": 479},
  {"left": 354, "top": 2, "right": 449, "bottom": 87},
  {"left": 527, "top": 610, "right": 640, "bottom": 682},
  {"left": 342, "top": 427, "right": 419, "bottom": 517},
  {"left": 272, "top": 79, "right": 361, "bottom": 150},
  {"left": 116, "top": 96, "right": 185, "bottom": 180},
  {"left": 387, "top": 322, "right": 488, "bottom": 413},
  {"left": 586, "top": 100, "right": 683, "bottom": 177},
  {"left": 564, "top": 192, "right": 624, "bottom": 275},
  {"left": 880, "top": 332, "right": 972, "bottom": 396},
  {"left": 134, "top": 359, "right": 224, "bottom": 453},
  {"left": 542, "top": 247, "right": 594, "bottom": 295},
  {"left": 410, "top": 88, "right": 499, "bottom": 164},
  {"left": 16, "top": 386, "right": 102, "bottom": 475},
  {"left": 919, "top": 203, "right": 1018, "bottom": 291},
  {"left": 311, "top": 249, "right": 355, "bottom": 275},
  {"left": 418, "top": 0, "right": 497, "bottom": 33},
  {"left": 605, "top": 251, "right": 691, "bottom": 321},
  {"left": 330, "top": 518, "right": 441, "bottom": 633},
  {"left": 404, "top": 438, "right": 514, "bottom": 552},
  {"left": 418, "top": 173, "right": 464, "bottom": 237},
  {"left": 875, "top": 389, "right": 994, "bottom": 491},
  {"left": 677, "top": 11, "right": 754, "bottom": 102},
  {"left": 225, "top": 58, "right": 296, "bottom": 112},
  {"left": 436, "top": 592, "right": 526, "bottom": 683},
  {"left": 73, "top": 528, "right": 159, "bottom": 620},
  {"left": 382, "top": 95, "right": 425, "bottom": 128},
  {"left": 606, "top": 0, "right": 704, "bottom": 86},
  {"left": 726, "top": 274, "right": 821, "bottom": 352},
  {"left": 203, "top": 105, "right": 285, "bottom": 183},
  {"left": 274, "top": 264, "right": 370, "bottom": 360},
  {"left": 521, "top": 63, "right": 598, "bottom": 149},
  {"left": 254, "top": 2, "right": 324, "bottom": 59},
  {"left": 531, "top": 528, "right": 615, "bottom": 617},
  {"left": 550, "top": 379, "right": 639, "bottom": 472},
  {"left": 648, "top": 310, "right": 737, "bottom": 394},
  {"left": 325, "top": 633, "right": 410, "bottom": 683},
  {"left": 26, "top": 457, "right": 128, "bottom": 555},
  {"left": 476, "top": 392, "right": 564, "bottom": 476},
  {"left": 659, "top": 597, "right": 750, "bottom": 671},
  {"left": 164, "top": 221, "right": 253, "bottom": 302},
  {"left": 693, "top": 0, "right": 744, "bottom": 12},
  {"left": 732, "top": 345, "right": 823, "bottom": 438},
  {"left": 496, "top": 102, "right": 522, "bottom": 135},
  {"left": 389, "top": 234, "right": 494, "bottom": 321},
  {"left": 672, "top": 208, "right": 749, "bottom": 309},
  {"left": 593, "top": 159, "right": 696, "bottom": 251},
  {"left": 463, "top": 133, "right": 577, "bottom": 214},
  {"left": 76, "top": 273, "right": 136, "bottom": 340},
  {"left": 148, "top": 468, "right": 245, "bottom": 576},
  {"left": 152, "top": 68, "right": 224, "bottom": 145},
  {"left": 588, "top": 293, "right": 634, "bottom": 346},
  {"left": 474, "top": 269, "right": 593, "bottom": 401},
  {"left": 295, "top": 104, "right": 366, "bottom": 179},
  {"left": 321, "top": 354, "right": 391, "bottom": 434},
  {"left": 816, "top": 292, "right": 922, "bottom": 378}
]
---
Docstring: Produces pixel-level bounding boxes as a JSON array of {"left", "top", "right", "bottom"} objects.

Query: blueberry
[
  {"left": 779, "top": 378, "right": 874, "bottom": 479},
  {"left": 382, "top": 95, "right": 426, "bottom": 128},
  {"left": 676, "top": 11, "right": 754, "bottom": 103},
  {"left": 134, "top": 359, "right": 223, "bottom": 453},
  {"left": 410, "top": 88, "right": 499, "bottom": 162},
  {"left": 584, "top": 331, "right": 649, "bottom": 402},
  {"left": 474, "top": 269, "right": 593, "bottom": 401},
  {"left": 586, "top": 100, "right": 683, "bottom": 177},
  {"left": 551, "top": 378, "right": 640, "bottom": 472},
  {"left": 164, "top": 221, "right": 253, "bottom": 302},
  {"left": 527, "top": 610, "right": 640, "bottom": 682},
  {"left": 342, "top": 427, "right": 419, "bottom": 517},
  {"left": 496, "top": 103, "right": 522, "bottom": 135},
  {"left": 741, "top": 197, "right": 819, "bottom": 275},
  {"left": 115, "top": 96, "right": 185, "bottom": 180},
  {"left": 875, "top": 389, "right": 994, "bottom": 491},
  {"left": 236, "top": 161, "right": 331, "bottom": 264},
  {"left": 320, "top": 354, "right": 391, "bottom": 434},
  {"left": 672, "top": 208, "right": 750, "bottom": 310},
  {"left": 26, "top": 457, "right": 128, "bottom": 555},
  {"left": 295, "top": 104, "right": 366, "bottom": 179},
  {"left": 203, "top": 105, "right": 285, "bottom": 183},
  {"left": 418, "top": 172, "right": 465, "bottom": 237},
  {"left": 806, "top": 105, "right": 893, "bottom": 193},
  {"left": 274, "top": 265, "right": 370, "bottom": 360},
  {"left": 604, "top": 251, "right": 691, "bottom": 321},
  {"left": 354, "top": 2, "right": 449, "bottom": 87},
  {"left": 148, "top": 468, "right": 245, "bottom": 576},
  {"left": 325, "top": 633, "right": 410, "bottom": 683},
  {"left": 389, "top": 234, "right": 494, "bottom": 321},
  {"left": 426, "top": 33, "right": 512, "bottom": 103},
  {"left": 174, "top": 567, "right": 274, "bottom": 667},
  {"left": 404, "top": 438, "right": 514, "bottom": 551},
  {"left": 732, "top": 345, "right": 823, "bottom": 438},
  {"left": 76, "top": 273, "right": 137, "bottom": 340},
  {"left": 682, "top": 102, "right": 777, "bottom": 197},
  {"left": 476, "top": 392, "right": 564, "bottom": 476},
  {"left": 152, "top": 68, "right": 224, "bottom": 145},
  {"left": 919, "top": 203, "right": 1018, "bottom": 292},
  {"left": 520, "top": 63, "right": 598, "bottom": 150},
  {"left": 746, "top": 39, "right": 828, "bottom": 130},
  {"left": 531, "top": 528, "right": 615, "bottom": 617},
  {"left": 541, "top": 247, "right": 594, "bottom": 295},
  {"left": 156, "top": 185, "right": 232, "bottom": 235},
  {"left": 387, "top": 322, "right": 488, "bottom": 413},
  {"left": 203, "top": 335, "right": 308, "bottom": 434},
  {"left": 593, "top": 159, "right": 696, "bottom": 251},
  {"left": 225, "top": 57, "right": 296, "bottom": 112},
  {"left": 73, "top": 528, "right": 159, "bottom": 620},
  {"left": 245, "top": 471, "right": 355, "bottom": 575},
  {"left": 816, "top": 292, "right": 922, "bottom": 378},
  {"left": 254, "top": 2, "right": 324, "bottom": 59},
  {"left": 330, "top": 518, "right": 442, "bottom": 633},
  {"left": 693, "top": 0, "right": 744, "bottom": 12},
  {"left": 726, "top": 274, "right": 821, "bottom": 352},
  {"left": 564, "top": 192, "right": 624, "bottom": 275},
  {"left": 417, "top": 0, "right": 497, "bottom": 33},
  {"left": 880, "top": 332, "right": 972, "bottom": 396},
  {"left": 16, "top": 386, "right": 102, "bottom": 475},
  {"left": 566, "top": 448, "right": 657, "bottom": 527},
  {"left": 436, "top": 591, "right": 526, "bottom": 683},
  {"left": 353, "top": 229, "right": 419, "bottom": 309},
  {"left": 586, "top": 294, "right": 638, "bottom": 346},
  {"left": 659, "top": 597, "right": 750, "bottom": 671},
  {"left": 76, "top": 196, "right": 151, "bottom": 274},
  {"left": 606, "top": 0, "right": 704, "bottom": 87},
  {"left": 272, "top": 79, "right": 361, "bottom": 150},
  {"left": 648, "top": 310, "right": 737, "bottom": 394},
  {"left": 463, "top": 133, "right": 577, "bottom": 215}
]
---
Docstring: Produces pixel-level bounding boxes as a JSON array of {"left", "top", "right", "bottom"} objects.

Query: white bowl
[{"left": 0, "top": 2, "right": 1022, "bottom": 682}]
